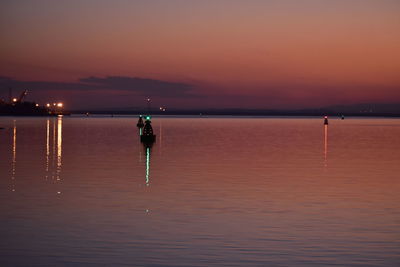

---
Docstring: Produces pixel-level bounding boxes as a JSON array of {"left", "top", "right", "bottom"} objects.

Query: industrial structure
[{"left": 0, "top": 89, "right": 68, "bottom": 116}]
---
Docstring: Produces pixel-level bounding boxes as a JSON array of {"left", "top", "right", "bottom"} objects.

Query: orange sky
[{"left": 1, "top": 0, "right": 400, "bottom": 109}]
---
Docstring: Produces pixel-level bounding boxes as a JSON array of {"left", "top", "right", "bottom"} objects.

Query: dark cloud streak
[{"left": 0, "top": 75, "right": 194, "bottom": 98}]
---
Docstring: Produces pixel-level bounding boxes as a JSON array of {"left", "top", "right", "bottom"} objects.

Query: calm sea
[{"left": 0, "top": 116, "right": 399, "bottom": 266}]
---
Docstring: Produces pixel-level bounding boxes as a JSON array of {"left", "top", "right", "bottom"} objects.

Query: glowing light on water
[
  {"left": 324, "top": 124, "right": 328, "bottom": 167},
  {"left": 45, "top": 119, "right": 50, "bottom": 177},
  {"left": 52, "top": 118, "right": 56, "bottom": 178},
  {"left": 56, "top": 116, "right": 62, "bottom": 181},
  {"left": 146, "top": 147, "right": 150, "bottom": 186},
  {"left": 11, "top": 121, "right": 17, "bottom": 191},
  {"left": 12, "top": 122, "right": 16, "bottom": 176}
]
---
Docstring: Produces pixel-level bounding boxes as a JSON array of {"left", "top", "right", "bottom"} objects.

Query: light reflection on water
[
  {"left": 11, "top": 120, "right": 16, "bottom": 192},
  {"left": 324, "top": 124, "right": 328, "bottom": 168},
  {"left": 0, "top": 116, "right": 399, "bottom": 267},
  {"left": 45, "top": 118, "right": 50, "bottom": 176},
  {"left": 43, "top": 117, "right": 63, "bottom": 185},
  {"left": 145, "top": 146, "right": 151, "bottom": 186},
  {"left": 56, "top": 116, "right": 62, "bottom": 183}
]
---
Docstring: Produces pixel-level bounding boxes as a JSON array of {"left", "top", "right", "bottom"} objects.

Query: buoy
[
  {"left": 140, "top": 116, "right": 156, "bottom": 144},
  {"left": 324, "top": 116, "right": 329, "bottom": 125},
  {"left": 341, "top": 115, "right": 344, "bottom": 120},
  {"left": 137, "top": 115, "right": 145, "bottom": 128}
]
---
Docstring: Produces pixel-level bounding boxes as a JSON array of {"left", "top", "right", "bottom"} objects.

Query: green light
[
  {"left": 145, "top": 147, "right": 150, "bottom": 186},
  {"left": 146, "top": 116, "right": 151, "bottom": 120}
]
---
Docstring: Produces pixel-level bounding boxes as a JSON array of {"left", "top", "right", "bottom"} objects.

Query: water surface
[{"left": 0, "top": 116, "right": 399, "bottom": 266}]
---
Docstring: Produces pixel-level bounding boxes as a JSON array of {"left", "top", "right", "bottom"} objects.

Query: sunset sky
[{"left": 1, "top": 0, "right": 400, "bottom": 110}]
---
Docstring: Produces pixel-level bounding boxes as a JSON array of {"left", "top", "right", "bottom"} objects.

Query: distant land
[{"left": 71, "top": 103, "right": 400, "bottom": 117}]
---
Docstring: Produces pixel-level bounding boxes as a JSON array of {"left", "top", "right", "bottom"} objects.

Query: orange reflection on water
[
  {"left": 11, "top": 120, "right": 17, "bottom": 192},
  {"left": 324, "top": 124, "right": 328, "bottom": 167},
  {"left": 43, "top": 116, "right": 63, "bottom": 187},
  {"left": 159, "top": 121, "right": 162, "bottom": 155},
  {"left": 52, "top": 117, "right": 56, "bottom": 178},
  {"left": 45, "top": 119, "right": 50, "bottom": 178},
  {"left": 56, "top": 116, "right": 63, "bottom": 181}
]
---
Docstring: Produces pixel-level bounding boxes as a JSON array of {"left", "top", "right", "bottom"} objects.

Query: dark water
[{"left": 0, "top": 116, "right": 399, "bottom": 266}]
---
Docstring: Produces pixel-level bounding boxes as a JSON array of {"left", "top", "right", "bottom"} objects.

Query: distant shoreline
[
  {"left": 2, "top": 113, "right": 400, "bottom": 118},
  {"left": 67, "top": 110, "right": 400, "bottom": 118}
]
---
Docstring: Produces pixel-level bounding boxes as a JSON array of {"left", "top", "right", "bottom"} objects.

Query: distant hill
[
  {"left": 297, "top": 103, "right": 400, "bottom": 116},
  {"left": 71, "top": 103, "right": 400, "bottom": 117}
]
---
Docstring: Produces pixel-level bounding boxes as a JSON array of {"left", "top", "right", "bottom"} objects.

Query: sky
[{"left": 1, "top": 0, "right": 400, "bottom": 110}]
